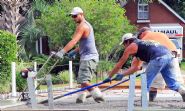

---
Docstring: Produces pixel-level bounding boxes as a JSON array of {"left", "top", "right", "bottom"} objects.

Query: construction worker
[
  {"left": 137, "top": 27, "right": 184, "bottom": 101},
  {"left": 103, "top": 33, "right": 185, "bottom": 102},
  {"left": 54, "top": 7, "right": 104, "bottom": 103}
]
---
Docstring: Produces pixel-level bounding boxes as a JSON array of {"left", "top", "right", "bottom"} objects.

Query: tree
[
  {"left": 18, "top": 0, "right": 47, "bottom": 60},
  {"left": 0, "top": 0, "right": 29, "bottom": 37},
  {"left": 36, "top": 0, "right": 135, "bottom": 60},
  {"left": 163, "top": 0, "right": 185, "bottom": 19}
]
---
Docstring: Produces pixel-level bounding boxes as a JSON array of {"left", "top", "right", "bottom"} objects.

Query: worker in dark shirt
[{"left": 104, "top": 33, "right": 185, "bottom": 102}]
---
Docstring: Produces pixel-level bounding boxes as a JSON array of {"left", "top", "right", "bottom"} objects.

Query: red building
[{"left": 124, "top": 0, "right": 185, "bottom": 59}]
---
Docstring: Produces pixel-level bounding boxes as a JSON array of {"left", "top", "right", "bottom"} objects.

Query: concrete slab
[{"left": 1, "top": 89, "right": 185, "bottom": 111}]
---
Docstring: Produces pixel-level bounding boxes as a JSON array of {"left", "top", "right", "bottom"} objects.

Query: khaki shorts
[
  {"left": 77, "top": 59, "right": 98, "bottom": 84},
  {"left": 151, "top": 58, "right": 184, "bottom": 89}
]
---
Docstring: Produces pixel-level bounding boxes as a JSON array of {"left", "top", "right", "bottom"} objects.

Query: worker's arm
[
  {"left": 108, "top": 43, "right": 138, "bottom": 78},
  {"left": 123, "top": 57, "right": 143, "bottom": 76},
  {"left": 63, "top": 24, "right": 85, "bottom": 53}
]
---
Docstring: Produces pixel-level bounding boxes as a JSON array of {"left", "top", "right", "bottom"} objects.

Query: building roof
[{"left": 158, "top": 0, "right": 185, "bottom": 24}]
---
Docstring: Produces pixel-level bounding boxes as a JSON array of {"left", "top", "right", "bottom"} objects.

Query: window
[
  {"left": 138, "top": 0, "right": 149, "bottom": 20},
  {"left": 0, "top": 4, "right": 3, "bottom": 17}
]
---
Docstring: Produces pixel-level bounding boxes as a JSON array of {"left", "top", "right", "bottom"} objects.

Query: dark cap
[{"left": 137, "top": 27, "right": 151, "bottom": 38}]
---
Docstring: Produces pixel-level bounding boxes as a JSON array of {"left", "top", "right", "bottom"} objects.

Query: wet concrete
[{"left": 2, "top": 89, "right": 185, "bottom": 111}]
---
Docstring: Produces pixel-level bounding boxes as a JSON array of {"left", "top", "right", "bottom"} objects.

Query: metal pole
[
  {"left": 127, "top": 74, "right": 136, "bottom": 111},
  {"left": 141, "top": 73, "right": 148, "bottom": 109},
  {"left": 27, "top": 77, "right": 37, "bottom": 109},
  {"left": 69, "top": 60, "right": 73, "bottom": 88},
  {"left": 46, "top": 74, "right": 54, "bottom": 109},
  {"left": 34, "top": 62, "right": 38, "bottom": 94},
  {"left": 11, "top": 62, "right": 16, "bottom": 97}
]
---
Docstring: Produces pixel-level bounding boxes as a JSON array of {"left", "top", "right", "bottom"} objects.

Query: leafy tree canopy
[
  {"left": 36, "top": 0, "right": 135, "bottom": 59},
  {"left": 163, "top": 0, "right": 185, "bottom": 19}
]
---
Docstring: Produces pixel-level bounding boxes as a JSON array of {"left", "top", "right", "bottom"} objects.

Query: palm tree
[
  {"left": 0, "top": 0, "right": 29, "bottom": 37},
  {"left": 0, "top": 0, "right": 47, "bottom": 60},
  {"left": 18, "top": 0, "right": 47, "bottom": 60},
  {"left": 18, "top": 10, "right": 44, "bottom": 60}
]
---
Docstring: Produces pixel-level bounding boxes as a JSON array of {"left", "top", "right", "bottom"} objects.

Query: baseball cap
[
  {"left": 137, "top": 27, "right": 151, "bottom": 38},
  {"left": 70, "top": 7, "right": 83, "bottom": 15},
  {"left": 119, "top": 33, "right": 136, "bottom": 45}
]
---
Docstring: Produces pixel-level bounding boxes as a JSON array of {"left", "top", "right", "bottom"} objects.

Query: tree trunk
[{"left": 0, "top": 0, "right": 29, "bottom": 38}]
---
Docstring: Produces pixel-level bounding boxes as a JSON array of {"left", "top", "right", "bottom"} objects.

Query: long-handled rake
[
  {"left": 39, "top": 80, "right": 109, "bottom": 104},
  {"left": 86, "top": 73, "right": 143, "bottom": 98},
  {"left": 40, "top": 72, "right": 144, "bottom": 104}
]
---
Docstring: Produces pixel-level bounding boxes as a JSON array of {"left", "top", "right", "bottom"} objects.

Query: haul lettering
[{"left": 153, "top": 30, "right": 178, "bottom": 34}]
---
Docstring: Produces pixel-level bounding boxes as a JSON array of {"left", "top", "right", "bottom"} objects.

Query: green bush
[
  {"left": 15, "top": 62, "right": 33, "bottom": 92},
  {"left": 51, "top": 75, "right": 63, "bottom": 84},
  {"left": 0, "top": 30, "right": 17, "bottom": 93},
  {"left": 16, "top": 72, "right": 27, "bottom": 92},
  {"left": 39, "top": 72, "right": 69, "bottom": 85},
  {"left": 180, "top": 62, "right": 185, "bottom": 71},
  {"left": 58, "top": 71, "right": 70, "bottom": 84}
]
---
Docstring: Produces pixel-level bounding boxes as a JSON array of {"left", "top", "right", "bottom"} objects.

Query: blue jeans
[{"left": 146, "top": 54, "right": 181, "bottom": 91}]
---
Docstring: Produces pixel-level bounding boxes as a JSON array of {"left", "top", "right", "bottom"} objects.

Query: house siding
[{"left": 124, "top": 0, "right": 185, "bottom": 58}]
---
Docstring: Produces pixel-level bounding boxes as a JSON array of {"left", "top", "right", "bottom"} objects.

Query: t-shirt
[
  {"left": 134, "top": 39, "right": 171, "bottom": 63},
  {"left": 142, "top": 32, "right": 177, "bottom": 51}
]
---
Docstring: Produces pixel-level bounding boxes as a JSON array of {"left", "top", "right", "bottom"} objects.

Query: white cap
[
  {"left": 70, "top": 7, "right": 83, "bottom": 15},
  {"left": 119, "top": 33, "right": 135, "bottom": 45}
]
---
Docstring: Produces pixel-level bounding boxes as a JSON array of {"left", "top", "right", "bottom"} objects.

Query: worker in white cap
[
  {"left": 54, "top": 7, "right": 104, "bottom": 103},
  {"left": 103, "top": 33, "right": 185, "bottom": 102}
]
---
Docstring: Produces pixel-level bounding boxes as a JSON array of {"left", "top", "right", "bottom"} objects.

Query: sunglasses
[
  {"left": 71, "top": 15, "right": 78, "bottom": 18},
  {"left": 123, "top": 40, "right": 128, "bottom": 45}
]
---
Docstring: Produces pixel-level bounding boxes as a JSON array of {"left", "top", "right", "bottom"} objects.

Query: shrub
[
  {"left": 58, "top": 71, "right": 70, "bottom": 84},
  {"left": 0, "top": 30, "right": 17, "bottom": 93},
  {"left": 16, "top": 72, "right": 27, "bottom": 92},
  {"left": 16, "top": 62, "right": 33, "bottom": 92}
]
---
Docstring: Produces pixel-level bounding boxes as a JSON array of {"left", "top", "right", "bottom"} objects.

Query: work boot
[
  {"left": 178, "top": 86, "right": 185, "bottom": 102},
  {"left": 149, "top": 90, "right": 157, "bottom": 102},
  {"left": 76, "top": 92, "right": 87, "bottom": 103},
  {"left": 90, "top": 88, "right": 105, "bottom": 103}
]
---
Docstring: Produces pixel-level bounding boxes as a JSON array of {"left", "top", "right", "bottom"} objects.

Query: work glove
[
  {"left": 68, "top": 50, "right": 77, "bottom": 59},
  {"left": 51, "top": 49, "right": 65, "bottom": 59},
  {"left": 113, "top": 73, "right": 124, "bottom": 81},
  {"left": 103, "top": 77, "right": 112, "bottom": 83}
]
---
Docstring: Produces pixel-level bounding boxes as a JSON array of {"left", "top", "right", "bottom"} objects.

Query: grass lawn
[
  {"left": 180, "top": 62, "right": 185, "bottom": 71},
  {"left": 39, "top": 84, "right": 68, "bottom": 90}
]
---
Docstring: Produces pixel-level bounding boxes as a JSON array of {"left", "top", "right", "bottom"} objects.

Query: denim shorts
[{"left": 77, "top": 59, "right": 98, "bottom": 84}]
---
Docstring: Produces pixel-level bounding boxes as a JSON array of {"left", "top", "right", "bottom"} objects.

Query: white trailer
[{"left": 150, "top": 24, "right": 183, "bottom": 63}]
